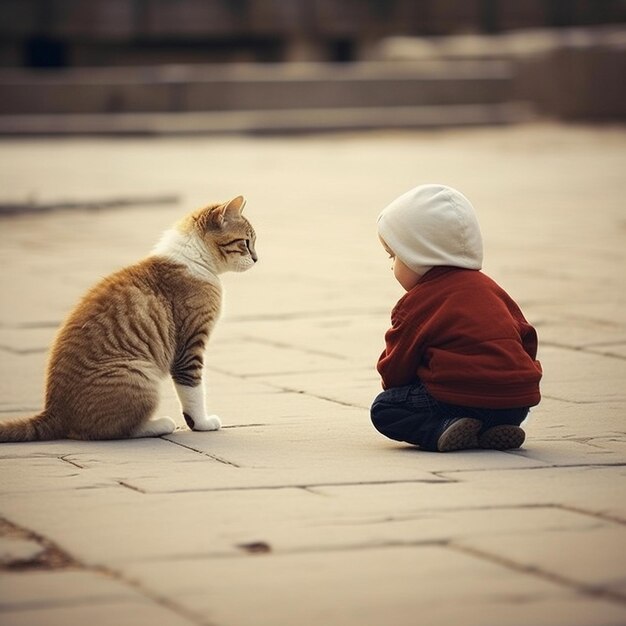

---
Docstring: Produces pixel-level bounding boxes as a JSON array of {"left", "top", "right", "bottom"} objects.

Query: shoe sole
[
  {"left": 479, "top": 425, "right": 525, "bottom": 450},
  {"left": 437, "top": 418, "right": 482, "bottom": 452}
]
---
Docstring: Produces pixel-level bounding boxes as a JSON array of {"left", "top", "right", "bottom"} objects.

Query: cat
[{"left": 0, "top": 195, "right": 257, "bottom": 442}]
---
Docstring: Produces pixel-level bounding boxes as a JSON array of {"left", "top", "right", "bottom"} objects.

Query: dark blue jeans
[{"left": 370, "top": 382, "right": 529, "bottom": 451}]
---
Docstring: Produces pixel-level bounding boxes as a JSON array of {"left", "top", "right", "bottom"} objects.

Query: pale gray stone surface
[
  {"left": 0, "top": 124, "right": 624, "bottom": 625},
  {"left": 0, "top": 571, "right": 144, "bottom": 610},
  {"left": 123, "top": 547, "right": 626, "bottom": 626},
  {"left": 0, "top": 602, "right": 197, "bottom": 626},
  {"left": 0, "top": 537, "right": 44, "bottom": 566}
]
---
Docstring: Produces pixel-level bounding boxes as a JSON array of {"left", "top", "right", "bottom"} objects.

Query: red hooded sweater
[{"left": 377, "top": 267, "right": 542, "bottom": 409}]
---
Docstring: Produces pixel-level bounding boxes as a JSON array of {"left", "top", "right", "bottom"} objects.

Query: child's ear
[{"left": 209, "top": 195, "right": 246, "bottom": 228}]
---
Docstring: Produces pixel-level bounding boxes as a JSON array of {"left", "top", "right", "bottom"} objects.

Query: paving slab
[
  {"left": 0, "top": 601, "right": 197, "bottom": 626},
  {"left": 123, "top": 546, "right": 626, "bottom": 626},
  {"left": 538, "top": 346, "right": 626, "bottom": 404},
  {"left": 0, "top": 436, "right": 215, "bottom": 464},
  {"left": 0, "top": 486, "right": 319, "bottom": 565},
  {"left": 507, "top": 438, "right": 626, "bottom": 466},
  {"left": 317, "top": 466, "right": 626, "bottom": 521},
  {"left": 0, "top": 457, "right": 112, "bottom": 493},
  {"left": 0, "top": 537, "right": 45, "bottom": 566},
  {"left": 2, "top": 466, "right": 622, "bottom": 569},
  {"left": 0, "top": 570, "right": 145, "bottom": 611},
  {"left": 523, "top": 399, "right": 625, "bottom": 440},
  {"left": 0, "top": 352, "right": 46, "bottom": 412},
  {"left": 455, "top": 525, "right": 626, "bottom": 596}
]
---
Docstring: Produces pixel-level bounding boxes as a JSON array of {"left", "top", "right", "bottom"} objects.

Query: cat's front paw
[{"left": 184, "top": 413, "right": 222, "bottom": 431}]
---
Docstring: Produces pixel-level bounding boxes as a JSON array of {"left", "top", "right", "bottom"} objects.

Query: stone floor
[{"left": 0, "top": 123, "right": 625, "bottom": 626}]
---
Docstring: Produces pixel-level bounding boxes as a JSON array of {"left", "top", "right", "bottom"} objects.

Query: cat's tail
[{"left": 0, "top": 411, "right": 65, "bottom": 442}]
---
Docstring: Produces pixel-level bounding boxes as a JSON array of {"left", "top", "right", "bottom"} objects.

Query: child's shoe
[
  {"left": 479, "top": 425, "right": 525, "bottom": 450},
  {"left": 436, "top": 417, "right": 482, "bottom": 452}
]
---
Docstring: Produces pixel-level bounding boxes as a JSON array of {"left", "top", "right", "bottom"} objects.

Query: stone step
[
  {"left": 0, "top": 61, "right": 514, "bottom": 115},
  {"left": 0, "top": 103, "right": 534, "bottom": 136}
]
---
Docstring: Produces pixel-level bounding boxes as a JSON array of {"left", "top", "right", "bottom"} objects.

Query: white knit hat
[{"left": 377, "top": 184, "right": 483, "bottom": 274}]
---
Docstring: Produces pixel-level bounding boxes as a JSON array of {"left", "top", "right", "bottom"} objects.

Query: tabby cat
[{"left": 0, "top": 195, "right": 257, "bottom": 442}]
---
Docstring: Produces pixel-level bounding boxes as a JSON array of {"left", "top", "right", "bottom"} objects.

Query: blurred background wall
[
  {"left": 0, "top": 0, "right": 624, "bottom": 131},
  {"left": 1, "top": 0, "right": 624, "bottom": 66}
]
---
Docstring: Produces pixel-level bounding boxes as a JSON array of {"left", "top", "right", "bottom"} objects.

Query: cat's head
[{"left": 190, "top": 196, "right": 258, "bottom": 274}]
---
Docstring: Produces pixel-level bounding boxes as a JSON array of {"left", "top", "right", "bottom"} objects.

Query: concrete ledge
[
  {"left": 375, "top": 27, "right": 626, "bottom": 121},
  {"left": 0, "top": 61, "right": 514, "bottom": 115},
  {"left": 0, "top": 103, "right": 534, "bottom": 136}
]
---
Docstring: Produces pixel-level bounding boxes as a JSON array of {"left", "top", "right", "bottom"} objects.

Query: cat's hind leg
[
  {"left": 66, "top": 372, "right": 164, "bottom": 440},
  {"left": 131, "top": 416, "right": 177, "bottom": 438}
]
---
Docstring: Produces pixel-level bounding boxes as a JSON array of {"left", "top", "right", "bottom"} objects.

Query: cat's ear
[
  {"left": 225, "top": 195, "right": 246, "bottom": 215},
  {"left": 208, "top": 196, "right": 246, "bottom": 229}
]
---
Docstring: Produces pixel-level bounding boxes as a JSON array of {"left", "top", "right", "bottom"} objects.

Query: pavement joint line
[
  {"left": 0, "top": 518, "right": 208, "bottom": 624},
  {"left": 89, "top": 504, "right": 620, "bottom": 561},
  {"left": 307, "top": 501, "right": 623, "bottom": 521},
  {"left": 298, "top": 485, "right": 326, "bottom": 496},
  {"left": 132, "top": 516, "right": 623, "bottom": 571},
  {"left": 138, "top": 538, "right": 454, "bottom": 563},
  {"left": 540, "top": 394, "right": 621, "bottom": 405},
  {"left": 161, "top": 436, "right": 242, "bottom": 467},
  {"left": 584, "top": 339, "right": 626, "bottom": 348},
  {"left": 254, "top": 382, "right": 367, "bottom": 409},
  {"left": 224, "top": 308, "right": 390, "bottom": 323},
  {"left": 0, "top": 321, "right": 60, "bottom": 329},
  {"left": 237, "top": 368, "right": 366, "bottom": 379},
  {"left": 0, "top": 195, "right": 180, "bottom": 217},
  {"left": 555, "top": 503, "right": 626, "bottom": 526},
  {"left": 559, "top": 314, "right": 624, "bottom": 330},
  {"left": 568, "top": 438, "right": 624, "bottom": 451},
  {"left": 59, "top": 455, "right": 85, "bottom": 469},
  {"left": 0, "top": 452, "right": 59, "bottom": 459},
  {"left": 587, "top": 348, "right": 626, "bottom": 359},
  {"left": 136, "top": 537, "right": 466, "bottom": 562},
  {"left": 541, "top": 341, "right": 626, "bottom": 361},
  {"left": 521, "top": 435, "right": 625, "bottom": 451},
  {"left": 0, "top": 516, "right": 79, "bottom": 572},
  {"left": 200, "top": 368, "right": 369, "bottom": 409},
  {"left": 221, "top": 423, "right": 270, "bottom": 429},
  {"left": 1, "top": 595, "right": 139, "bottom": 614},
  {"left": 118, "top": 481, "right": 146, "bottom": 494},
  {"left": 435, "top": 462, "right": 626, "bottom": 478},
  {"left": 120, "top": 477, "right": 453, "bottom": 494},
  {"left": 239, "top": 334, "right": 348, "bottom": 360},
  {"left": 89, "top": 564, "right": 213, "bottom": 626},
  {"left": 561, "top": 434, "right": 625, "bottom": 442},
  {"left": 0, "top": 344, "right": 47, "bottom": 355},
  {"left": 327, "top": 503, "right": 605, "bottom": 528},
  {"left": 448, "top": 541, "right": 626, "bottom": 606}
]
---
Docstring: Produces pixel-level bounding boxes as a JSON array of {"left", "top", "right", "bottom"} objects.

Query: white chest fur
[{"left": 152, "top": 229, "right": 222, "bottom": 287}]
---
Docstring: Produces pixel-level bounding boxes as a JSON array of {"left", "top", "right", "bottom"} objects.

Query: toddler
[{"left": 371, "top": 184, "right": 542, "bottom": 452}]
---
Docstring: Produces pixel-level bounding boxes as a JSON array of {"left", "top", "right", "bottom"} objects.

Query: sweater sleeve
[
  {"left": 506, "top": 295, "right": 539, "bottom": 362},
  {"left": 376, "top": 303, "right": 426, "bottom": 389},
  {"left": 520, "top": 318, "right": 540, "bottom": 362}
]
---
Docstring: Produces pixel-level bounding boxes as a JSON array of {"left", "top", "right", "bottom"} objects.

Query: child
[{"left": 371, "top": 184, "right": 542, "bottom": 452}]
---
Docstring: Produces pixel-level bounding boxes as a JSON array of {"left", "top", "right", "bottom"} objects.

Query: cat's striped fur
[{"left": 0, "top": 196, "right": 257, "bottom": 442}]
